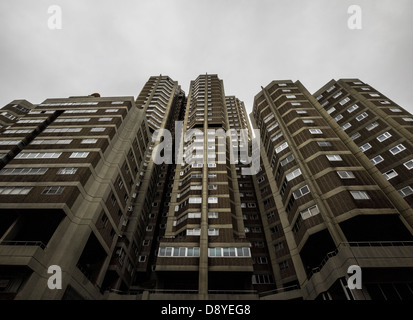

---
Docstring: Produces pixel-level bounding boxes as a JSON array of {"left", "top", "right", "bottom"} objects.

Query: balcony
[{"left": 302, "top": 241, "right": 413, "bottom": 299}]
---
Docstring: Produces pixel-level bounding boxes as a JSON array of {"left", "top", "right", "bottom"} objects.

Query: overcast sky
[{"left": 0, "top": 0, "right": 412, "bottom": 115}]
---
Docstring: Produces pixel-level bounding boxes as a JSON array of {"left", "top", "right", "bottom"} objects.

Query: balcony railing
[
  {"left": 0, "top": 240, "right": 46, "bottom": 249},
  {"left": 258, "top": 284, "right": 300, "bottom": 297},
  {"left": 306, "top": 241, "right": 413, "bottom": 280}
]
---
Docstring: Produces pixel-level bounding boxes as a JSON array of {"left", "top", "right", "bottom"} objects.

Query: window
[
  {"left": 369, "top": 93, "right": 380, "bottom": 97},
  {"left": 105, "top": 109, "right": 119, "bottom": 112},
  {"left": 186, "top": 228, "right": 201, "bottom": 236},
  {"left": 208, "top": 228, "right": 219, "bottom": 236},
  {"left": 292, "top": 185, "right": 310, "bottom": 199},
  {"left": 257, "top": 257, "right": 268, "bottom": 264},
  {"left": 44, "top": 128, "right": 82, "bottom": 133},
  {"left": 208, "top": 197, "right": 218, "bottom": 204},
  {"left": 267, "top": 122, "right": 279, "bottom": 132},
  {"left": 350, "top": 191, "right": 370, "bottom": 200},
  {"left": 334, "top": 114, "right": 343, "bottom": 122},
  {"left": 309, "top": 129, "right": 322, "bottom": 134},
  {"left": 0, "top": 140, "right": 22, "bottom": 145},
  {"left": 404, "top": 159, "right": 413, "bottom": 170},
  {"left": 81, "top": 139, "right": 98, "bottom": 144},
  {"left": 138, "top": 256, "right": 146, "bottom": 262},
  {"left": 317, "top": 141, "right": 332, "bottom": 147},
  {"left": 208, "top": 212, "right": 218, "bottom": 219},
  {"left": 0, "top": 167, "right": 48, "bottom": 175},
  {"left": 15, "top": 152, "right": 62, "bottom": 159},
  {"left": 326, "top": 154, "right": 342, "bottom": 161},
  {"left": 302, "top": 119, "right": 314, "bottom": 124},
  {"left": 403, "top": 117, "right": 413, "bottom": 122},
  {"left": 359, "top": 143, "right": 372, "bottom": 152},
  {"left": 188, "top": 197, "right": 202, "bottom": 204},
  {"left": 69, "top": 152, "right": 89, "bottom": 158},
  {"left": 337, "top": 171, "right": 355, "bottom": 179},
  {"left": 342, "top": 122, "right": 351, "bottom": 131},
  {"left": 327, "top": 85, "right": 335, "bottom": 92},
  {"left": 370, "top": 155, "right": 384, "bottom": 165},
  {"left": 356, "top": 112, "right": 368, "bottom": 121},
  {"left": 366, "top": 122, "right": 379, "bottom": 131},
  {"left": 4, "top": 129, "right": 34, "bottom": 134},
  {"left": 99, "top": 117, "right": 113, "bottom": 121},
  {"left": 377, "top": 132, "right": 392, "bottom": 142},
  {"left": 286, "top": 95, "right": 296, "bottom": 99},
  {"left": 300, "top": 204, "right": 320, "bottom": 220},
  {"left": 279, "top": 260, "right": 289, "bottom": 270},
  {"left": 390, "top": 108, "right": 402, "bottom": 113},
  {"left": 275, "top": 142, "right": 288, "bottom": 154},
  {"left": 383, "top": 169, "right": 398, "bottom": 180},
  {"left": 291, "top": 102, "right": 302, "bottom": 106},
  {"left": 280, "top": 154, "right": 294, "bottom": 167},
  {"left": 333, "top": 92, "right": 342, "bottom": 99},
  {"left": 31, "top": 139, "right": 73, "bottom": 145},
  {"left": 296, "top": 110, "right": 307, "bottom": 114},
  {"left": 398, "top": 186, "right": 413, "bottom": 198},
  {"left": 286, "top": 168, "right": 302, "bottom": 181},
  {"left": 0, "top": 186, "right": 32, "bottom": 195},
  {"left": 57, "top": 167, "right": 77, "bottom": 175},
  {"left": 350, "top": 132, "right": 361, "bottom": 141},
  {"left": 252, "top": 274, "right": 274, "bottom": 284},
  {"left": 55, "top": 118, "right": 90, "bottom": 123},
  {"left": 271, "top": 131, "right": 283, "bottom": 142},
  {"left": 42, "top": 186, "right": 65, "bottom": 195},
  {"left": 347, "top": 104, "right": 359, "bottom": 113},
  {"left": 340, "top": 97, "right": 351, "bottom": 105},
  {"left": 17, "top": 119, "right": 44, "bottom": 124},
  {"left": 1, "top": 112, "right": 16, "bottom": 120},
  {"left": 327, "top": 107, "right": 336, "bottom": 114},
  {"left": 90, "top": 127, "right": 106, "bottom": 132},
  {"left": 263, "top": 114, "right": 274, "bottom": 123},
  {"left": 389, "top": 144, "right": 406, "bottom": 155}
]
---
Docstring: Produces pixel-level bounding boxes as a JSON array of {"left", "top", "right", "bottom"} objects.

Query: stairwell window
[
  {"left": 337, "top": 171, "right": 355, "bottom": 179},
  {"left": 326, "top": 155, "right": 342, "bottom": 161},
  {"left": 292, "top": 185, "right": 310, "bottom": 199},
  {"left": 350, "top": 191, "right": 370, "bottom": 200},
  {"left": 300, "top": 204, "right": 320, "bottom": 220},
  {"left": 309, "top": 129, "right": 322, "bottom": 134},
  {"left": 286, "top": 168, "right": 302, "bottom": 181}
]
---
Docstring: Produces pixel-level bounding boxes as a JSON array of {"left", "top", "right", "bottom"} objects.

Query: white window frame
[{"left": 350, "top": 190, "right": 370, "bottom": 200}]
